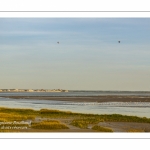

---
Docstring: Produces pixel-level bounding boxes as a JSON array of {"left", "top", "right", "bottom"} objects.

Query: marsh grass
[
  {"left": 40, "top": 110, "right": 150, "bottom": 123},
  {"left": 0, "top": 112, "right": 35, "bottom": 121},
  {"left": 0, "top": 107, "right": 38, "bottom": 121},
  {"left": 0, "top": 107, "right": 150, "bottom": 132},
  {"left": 127, "top": 129, "right": 144, "bottom": 132},
  {"left": 0, "top": 107, "right": 38, "bottom": 115},
  {"left": 70, "top": 118, "right": 104, "bottom": 129},
  {"left": 31, "top": 120, "right": 69, "bottom": 129},
  {"left": 39, "top": 109, "right": 80, "bottom": 118},
  {"left": 98, "top": 114, "right": 150, "bottom": 123},
  {"left": 92, "top": 125, "right": 113, "bottom": 132}
]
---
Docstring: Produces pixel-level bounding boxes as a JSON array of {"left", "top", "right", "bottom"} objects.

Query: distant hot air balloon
[{"left": 118, "top": 41, "right": 120, "bottom": 43}]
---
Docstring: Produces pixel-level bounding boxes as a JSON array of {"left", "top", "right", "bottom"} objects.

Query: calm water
[
  {"left": 0, "top": 91, "right": 150, "bottom": 96},
  {"left": 0, "top": 91, "right": 150, "bottom": 118}
]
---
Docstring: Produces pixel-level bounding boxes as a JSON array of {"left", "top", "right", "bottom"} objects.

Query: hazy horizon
[{"left": 1, "top": 18, "right": 150, "bottom": 91}]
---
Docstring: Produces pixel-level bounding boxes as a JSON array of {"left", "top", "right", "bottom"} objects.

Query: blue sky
[{"left": 0, "top": 18, "right": 150, "bottom": 90}]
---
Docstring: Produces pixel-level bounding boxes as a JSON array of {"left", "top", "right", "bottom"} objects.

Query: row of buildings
[{"left": 0, "top": 89, "right": 68, "bottom": 92}]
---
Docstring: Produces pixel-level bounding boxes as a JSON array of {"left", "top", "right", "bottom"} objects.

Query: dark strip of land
[{"left": 1, "top": 96, "right": 150, "bottom": 102}]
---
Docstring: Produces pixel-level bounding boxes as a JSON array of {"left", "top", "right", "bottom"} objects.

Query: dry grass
[
  {"left": 0, "top": 113, "right": 35, "bottom": 121},
  {"left": 92, "top": 125, "right": 113, "bottom": 132},
  {"left": 0, "top": 107, "right": 150, "bottom": 132},
  {"left": 70, "top": 118, "right": 103, "bottom": 129},
  {"left": 127, "top": 129, "right": 144, "bottom": 132},
  {"left": 31, "top": 120, "right": 69, "bottom": 129}
]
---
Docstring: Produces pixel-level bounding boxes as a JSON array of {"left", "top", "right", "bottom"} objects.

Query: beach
[{"left": 0, "top": 95, "right": 150, "bottom": 132}]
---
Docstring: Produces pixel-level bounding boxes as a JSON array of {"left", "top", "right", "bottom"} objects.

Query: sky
[{"left": 0, "top": 18, "right": 150, "bottom": 91}]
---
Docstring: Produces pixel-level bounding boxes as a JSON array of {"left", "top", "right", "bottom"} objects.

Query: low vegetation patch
[
  {"left": 0, "top": 113, "right": 34, "bottom": 121},
  {"left": 0, "top": 107, "right": 37, "bottom": 121},
  {"left": 0, "top": 107, "right": 150, "bottom": 132},
  {"left": 98, "top": 114, "right": 150, "bottom": 123},
  {"left": 0, "top": 107, "right": 38, "bottom": 115},
  {"left": 39, "top": 109, "right": 77, "bottom": 118},
  {"left": 127, "top": 129, "right": 144, "bottom": 132},
  {"left": 70, "top": 118, "right": 103, "bottom": 129},
  {"left": 31, "top": 120, "right": 69, "bottom": 130},
  {"left": 92, "top": 125, "right": 113, "bottom": 132}
]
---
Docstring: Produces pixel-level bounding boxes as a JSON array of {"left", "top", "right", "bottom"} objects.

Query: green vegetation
[
  {"left": 0, "top": 107, "right": 150, "bottom": 132},
  {"left": 1, "top": 107, "right": 150, "bottom": 123},
  {"left": 97, "top": 114, "right": 150, "bottom": 123},
  {"left": 40, "top": 109, "right": 72, "bottom": 115},
  {"left": 0, "top": 112, "right": 35, "bottom": 121},
  {"left": 0, "top": 107, "right": 37, "bottom": 114},
  {"left": 92, "top": 125, "right": 113, "bottom": 132},
  {"left": 70, "top": 114, "right": 150, "bottom": 129},
  {"left": 0, "top": 107, "right": 38, "bottom": 121},
  {"left": 71, "top": 118, "right": 104, "bottom": 129},
  {"left": 31, "top": 120, "right": 69, "bottom": 129}
]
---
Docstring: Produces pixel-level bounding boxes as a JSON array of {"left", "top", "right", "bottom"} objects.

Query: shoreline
[
  {"left": 1, "top": 95, "right": 150, "bottom": 102},
  {"left": 0, "top": 107, "right": 150, "bottom": 132}
]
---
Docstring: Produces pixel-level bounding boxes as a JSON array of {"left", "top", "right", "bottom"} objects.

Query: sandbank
[{"left": 1, "top": 95, "right": 150, "bottom": 102}]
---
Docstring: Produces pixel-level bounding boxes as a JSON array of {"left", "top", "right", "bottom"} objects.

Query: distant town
[{"left": 0, "top": 89, "right": 68, "bottom": 92}]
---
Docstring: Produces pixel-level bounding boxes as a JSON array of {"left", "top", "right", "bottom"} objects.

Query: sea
[{"left": 0, "top": 91, "right": 150, "bottom": 118}]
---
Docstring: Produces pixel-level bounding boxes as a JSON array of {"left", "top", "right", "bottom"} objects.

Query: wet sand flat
[{"left": 2, "top": 95, "right": 150, "bottom": 102}]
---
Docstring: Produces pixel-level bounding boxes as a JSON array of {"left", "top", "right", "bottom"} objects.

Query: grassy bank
[
  {"left": 31, "top": 120, "right": 69, "bottom": 129},
  {"left": 92, "top": 125, "right": 113, "bottom": 132},
  {"left": 0, "top": 107, "right": 150, "bottom": 132},
  {"left": 1, "top": 107, "right": 150, "bottom": 123}
]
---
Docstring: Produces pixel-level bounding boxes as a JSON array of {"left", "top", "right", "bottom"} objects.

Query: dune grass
[
  {"left": 39, "top": 109, "right": 80, "bottom": 118},
  {"left": 39, "top": 109, "right": 150, "bottom": 123},
  {"left": 31, "top": 120, "right": 69, "bottom": 129},
  {"left": 0, "top": 107, "right": 37, "bottom": 121},
  {"left": 127, "top": 129, "right": 144, "bottom": 132},
  {"left": 0, "top": 112, "right": 35, "bottom": 122},
  {"left": 70, "top": 118, "right": 104, "bottom": 129},
  {"left": 97, "top": 114, "right": 150, "bottom": 123},
  {"left": 0, "top": 107, "right": 38, "bottom": 115},
  {"left": 0, "top": 107, "right": 150, "bottom": 132},
  {"left": 0, "top": 107, "right": 150, "bottom": 123},
  {"left": 92, "top": 125, "right": 113, "bottom": 132}
]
